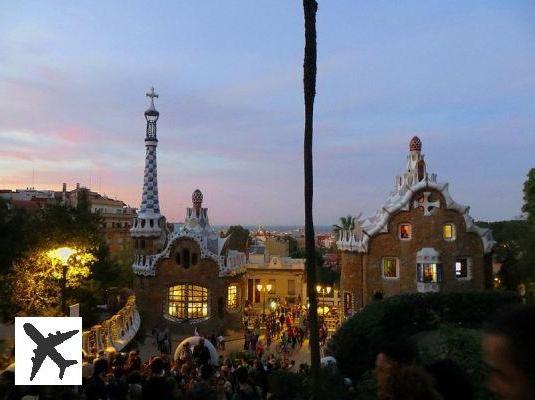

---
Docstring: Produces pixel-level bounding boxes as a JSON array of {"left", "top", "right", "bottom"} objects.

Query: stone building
[
  {"left": 337, "top": 137, "right": 495, "bottom": 318},
  {"left": 244, "top": 256, "right": 306, "bottom": 312},
  {"left": 130, "top": 88, "right": 246, "bottom": 332}
]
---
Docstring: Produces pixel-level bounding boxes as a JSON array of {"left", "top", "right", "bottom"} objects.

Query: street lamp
[
  {"left": 47, "top": 247, "right": 76, "bottom": 315},
  {"left": 316, "top": 284, "right": 332, "bottom": 316},
  {"left": 256, "top": 283, "right": 273, "bottom": 315}
]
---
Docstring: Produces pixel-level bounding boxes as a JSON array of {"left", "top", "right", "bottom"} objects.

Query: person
[
  {"left": 142, "top": 357, "right": 173, "bottom": 399},
  {"left": 85, "top": 358, "right": 109, "bottom": 400},
  {"left": 381, "top": 365, "right": 442, "bottom": 400},
  {"left": 232, "top": 366, "right": 260, "bottom": 400},
  {"left": 483, "top": 304, "right": 535, "bottom": 400},
  {"left": 375, "top": 340, "right": 417, "bottom": 400},
  {"left": 189, "top": 364, "right": 216, "bottom": 400},
  {"left": 180, "top": 342, "right": 194, "bottom": 367},
  {"left": 193, "top": 338, "right": 211, "bottom": 366},
  {"left": 426, "top": 359, "right": 473, "bottom": 400}
]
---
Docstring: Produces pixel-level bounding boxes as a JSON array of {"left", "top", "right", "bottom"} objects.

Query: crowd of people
[
  {"left": 0, "top": 334, "right": 307, "bottom": 400},
  {"left": 1, "top": 304, "right": 534, "bottom": 399},
  {"left": 242, "top": 304, "right": 330, "bottom": 357}
]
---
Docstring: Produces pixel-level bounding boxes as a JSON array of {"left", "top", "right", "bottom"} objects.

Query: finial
[
  {"left": 192, "top": 189, "right": 203, "bottom": 210},
  {"left": 144, "top": 86, "right": 159, "bottom": 118},
  {"left": 409, "top": 136, "right": 422, "bottom": 152}
]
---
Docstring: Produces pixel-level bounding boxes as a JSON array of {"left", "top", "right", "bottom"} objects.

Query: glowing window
[
  {"left": 417, "top": 263, "right": 442, "bottom": 283},
  {"left": 168, "top": 284, "right": 208, "bottom": 320},
  {"left": 382, "top": 257, "right": 399, "bottom": 278},
  {"left": 443, "top": 224, "right": 455, "bottom": 240},
  {"left": 227, "top": 285, "right": 238, "bottom": 309},
  {"left": 455, "top": 258, "right": 469, "bottom": 278},
  {"left": 399, "top": 223, "right": 412, "bottom": 240}
]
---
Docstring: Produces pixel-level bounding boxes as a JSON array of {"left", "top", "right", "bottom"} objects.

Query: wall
[
  {"left": 134, "top": 237, "right": 243, "bottom": 334},
  {"left": 340, "top": 189, "right": 491, "bottom": 309}
]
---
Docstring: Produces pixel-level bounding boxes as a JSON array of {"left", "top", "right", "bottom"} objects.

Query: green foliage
[
  {"left": 0, "top": 200, "right": 132, "bottom": 322},
  {"left": 418, "top": 326, "right": 493, "bottom": 400},
  {"left": 223, "top": 225, "right": 251, "bottom": 252},
  {"left": 332, "top": 215, "right": 356, "bottom": 232},
  {"left": 268, "top": 366, "right": 354, "bottom": 400},
  {"left": 0, "top": 199, "right": 39, "bottom": 274},
  {"left": 522, "top": 168, "right": 535, "bottom": 223},
  {"left": 327, "top": 291, "right": 521, "bottom": 382}
]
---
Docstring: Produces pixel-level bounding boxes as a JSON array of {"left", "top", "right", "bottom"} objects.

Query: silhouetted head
[{"left": 484, "top": 304, "right": 535, "bottom": 400}]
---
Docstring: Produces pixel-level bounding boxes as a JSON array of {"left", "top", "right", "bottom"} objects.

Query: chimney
[
  {"left": 62, "top": 183, "right": 67, "bottom": 204},
  {"left": 76, "top": 182, "right": 80, "bottom": 190}
]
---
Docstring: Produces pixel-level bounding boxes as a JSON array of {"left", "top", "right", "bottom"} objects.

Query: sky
[{"left": 1, "top": 1, "right": 534, "bottom": 225}]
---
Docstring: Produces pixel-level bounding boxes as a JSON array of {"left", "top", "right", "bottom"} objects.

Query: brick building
[
  {"left": 130, "top": 89, "right": 246, "bottom": 332},
  {"left": 337, "top": 137, "right": 495, "bottom": 318}
]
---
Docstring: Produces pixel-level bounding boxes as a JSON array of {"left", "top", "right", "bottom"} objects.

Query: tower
[
  {"left": 403, "top": 136, "right": 427, "bottom": 187},
  {"left": 131, "top": 87, "right": 167, "bottom": 273}
]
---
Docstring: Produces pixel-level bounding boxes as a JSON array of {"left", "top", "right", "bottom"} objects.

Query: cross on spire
[{"left": 146, "top": 86, "right": 158, "bottom": 100}]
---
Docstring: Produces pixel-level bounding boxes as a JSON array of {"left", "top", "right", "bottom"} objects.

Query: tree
[
  {"left": 522, "top": 168, "right": 535, "bottom": 223},
  {"left": 332, "top": 214, "right": 356, "bottom": 233},
  {"left": 9, "top": 247, "right": 94, "bottom": 316},
  {"left": 0, "top": 199, "right": 39, "bottom": 274},
  {"left": 223, "top": 225, "right": 251, "bottom": 252},
  {"left": 303, "top": 0, "right": 321, "bottom": 391}
]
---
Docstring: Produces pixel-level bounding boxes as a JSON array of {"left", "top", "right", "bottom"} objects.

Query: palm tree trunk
[{"left": 303, "top": 0, "right": 320, "bottom": 393}]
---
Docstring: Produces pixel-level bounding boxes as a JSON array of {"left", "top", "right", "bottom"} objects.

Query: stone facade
[
  {"left": 134, "top": 237, "right": 244, "bottom": 333},
  {"left": 338, "top": 137, "right": 494, "bottom": 318}
]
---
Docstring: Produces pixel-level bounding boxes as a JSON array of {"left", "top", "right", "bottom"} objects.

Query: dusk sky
[{"left": 1, "top": 1, "right": 534, "bottom": 225}]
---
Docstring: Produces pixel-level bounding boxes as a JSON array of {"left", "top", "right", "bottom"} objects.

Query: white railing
[{"left": 82, "top": 295, "right": 140, "bottom": 355}]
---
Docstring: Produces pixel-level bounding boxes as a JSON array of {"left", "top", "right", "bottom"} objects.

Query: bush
[
  {"left": 268, "top": 366, "right": 354, "bottom": 400},
  {"left": 327, "top": 291, "right": 520, "bottom": 382},
  {"left": 418, "top": 326, "right": 492, "bottom": 400}
]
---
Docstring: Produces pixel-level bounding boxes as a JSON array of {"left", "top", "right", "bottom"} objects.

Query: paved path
[{"left": 137, "top": 332, "right": 312, "bottom": 367}]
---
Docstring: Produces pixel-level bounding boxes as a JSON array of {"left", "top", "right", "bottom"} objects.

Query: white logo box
[{"left": 15, "top": 317, "right": 82, "bottom": 386}]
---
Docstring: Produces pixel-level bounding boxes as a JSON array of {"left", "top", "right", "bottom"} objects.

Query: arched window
[
  {"left": 167, "top": 284, "right": 209, "bottom": 320},
  {"left": 182, "top": 249, "right": 190, "bottom": 268},
  {"left": 141, "top": 219, "right": 146, "bottom": 228},
  {"left": 192, "top": 253, "right": 198, "bottom": 266},
  {"left": 149, "top": 219, "right": 154, "bottom": 227},
  {"left": 176, "top": 252, "right": 181, "bottom": 265},
  {"left": 227, "top": 285, "right": 238, "bottom": 309}
]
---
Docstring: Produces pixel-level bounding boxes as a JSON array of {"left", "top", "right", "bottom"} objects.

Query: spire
[
  {"left": 138, "top": 87, "right": 161, "bottom": 217},
  {"left": 144, "top": 87, "right": 159, "bottom": 141}
]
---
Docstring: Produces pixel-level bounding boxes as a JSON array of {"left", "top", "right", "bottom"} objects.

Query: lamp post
[
  {"left": 256, "top": 283, "right": 273, "bottom": 316},
  {"left": 315, "top": 284, "right": 332, "bottom": 316},
  {"left": 48, "top": 247, "right": 76, "bottom": 315}
]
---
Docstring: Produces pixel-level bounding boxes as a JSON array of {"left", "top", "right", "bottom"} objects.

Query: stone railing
[{"left": 82, "top": 295, "right": 140, "bottom": 355}]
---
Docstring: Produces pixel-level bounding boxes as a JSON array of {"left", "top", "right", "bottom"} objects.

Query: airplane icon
[{"left": 23, "top": 322, "right": 79, "bottom": 381}]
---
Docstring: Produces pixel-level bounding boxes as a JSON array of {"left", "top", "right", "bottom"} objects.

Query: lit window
[
  {"left": 168, "top": 284, "right": 208, "bottom": 320},
  {"left": 443, "top": 224, "right": 455, "bottom": 240},
  {"left": 382, "top": 257, "right": 399, "bottom": 278},
  {"left": 399, "top": 223, "right": 412, "bottom": 240},
  {"left": 227, "top": 285, "right": 238, "bottom": 309},
  {"left": 417, "top": 263, "right": 443, "bottom": 283},
  {"left": 455, "top": 258, "right": 469, "bottom": 278}
]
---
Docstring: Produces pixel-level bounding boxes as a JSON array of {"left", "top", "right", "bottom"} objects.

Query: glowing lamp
[{"left": 48, "top": 247, "right": 76, "bottom": 264}]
